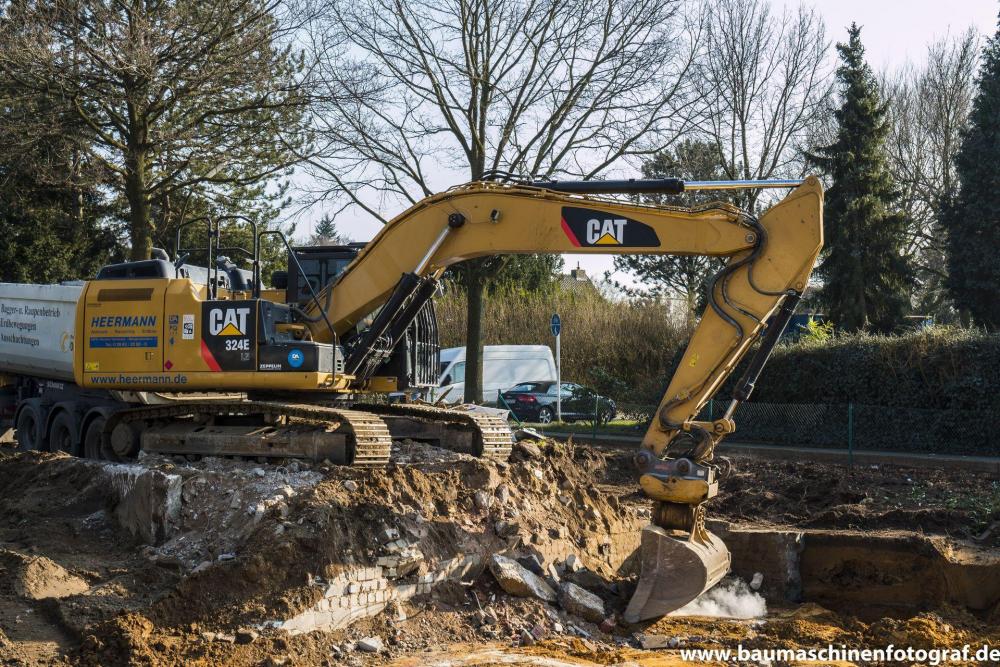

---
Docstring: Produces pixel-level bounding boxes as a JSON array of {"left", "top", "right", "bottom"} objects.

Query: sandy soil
[{"left": 0, "top": 439, "right": 997, "bottom": 666}]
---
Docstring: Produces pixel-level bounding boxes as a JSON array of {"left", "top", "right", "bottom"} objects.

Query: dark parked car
[{"left": 500, "top": 381, "right": 616, "bottom": 425}]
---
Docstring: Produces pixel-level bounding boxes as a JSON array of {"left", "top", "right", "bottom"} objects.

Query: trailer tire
[
  {"left": 48, "top": 411, "right": 80, "bottom": 457},
  {"left": 15, "top": 403, "right": 43, "bottom": 452},
  {"left": 83, "top": 416, "right": 106, "bottom": 460}
]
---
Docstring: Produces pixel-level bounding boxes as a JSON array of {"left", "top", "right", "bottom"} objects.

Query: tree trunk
[
  {"left": 125, "top": 155, "right": 152, "bottom": 260},
  {"left": 125, "top": 105, "right": 152, "bottom": 261},
  {"left": 463, "top": 261, "right": 485, "bottom": 404}
]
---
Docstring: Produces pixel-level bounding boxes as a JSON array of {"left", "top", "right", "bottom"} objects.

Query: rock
[
  {"left": 557, "top": 494, "right": 572, "bottom": 506},
  {"left": 750, "top": 572, "right": 764, "bottom": 591},
  {"left": 494, "top": 520, "right": 518, "bottom": 537},
  {"left": 519, "top": 628, "right": 535, "bottom": 646},
  {"left": 343, "top": 480, "right": 358, "bottom": 492},
  {"left": 515, "top": 441, "right": 542, "bottom": 459},
  {"left": 553, "top": 622, "right": 564, "bottom": 634},
  {"left": 356, "top": 636, "right": 384, "bottom": 653},
  {"left": 201, "top": 631, "right": 217, "bottom": 642},
  {"left": 215, "top": 633, "right": 236, "bottom": 644},
  {"left": 488, "top": 554, "right": 557, "bottom": 602},
  {"left": 558, "top": 582, "right": 605, "bottom": 623},
  {"left": 530, "top": 623, "right": 547, "bottom": 640},
  {"left": 635, "top": 633, "right": 673, "bottom": 650},
  {"left": 495, "top": 484, "right": 511, "bottom": 504},
  {"left": 473, "top": 490, "right": 493, "bottom": 511},
  {"left": 599, "top": 616, "right": 616, "bottom": 634},
  {"left": 253, "top": 468, "right": 266, "bottom": 478},
  {"left": 235, "top": 628, "right": 259, "bottom": 644},
  {"left": 564, "top": 554, "right": 583, "bottom": 573},
  {"left": 216, "top": 553, "right": 236, "bottom": 561},
  {"left": 516, "top": 554, "right": 545, "bottom": 577},
  {"left": 191, "top": 561, "right": 212, "bottom": 575},
  {"left": 230, "top": 494, "right": 242, "bottom": 509},
  {"left": 566, "top": 569, "right": 609, "bottom": 595}
]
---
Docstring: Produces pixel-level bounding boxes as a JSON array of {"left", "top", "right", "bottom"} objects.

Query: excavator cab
[{"left": 277, "top": 243, "right": 442, "bottom": 394}]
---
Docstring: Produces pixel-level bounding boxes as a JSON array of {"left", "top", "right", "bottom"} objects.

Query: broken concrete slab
[
  {"left": 488, "top": 554, "right": 556, "bottom": 602},
  {"left": 356, "top": 637, "right": 384, "bottom": 653},
  {"left": 105, "top": 464, "right": 182, "bottom": 544},
  {"left": 558, "top": 581, "right": 605, "bottom": 623}
]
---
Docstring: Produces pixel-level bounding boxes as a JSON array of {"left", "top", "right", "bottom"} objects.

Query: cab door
[{"left": 82, "top": 280, "right": 166, "bottom": 374}]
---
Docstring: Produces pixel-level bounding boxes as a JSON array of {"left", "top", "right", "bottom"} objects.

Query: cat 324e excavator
[{"left": 1, "top": 176, "right": 822, "bottom": 622}]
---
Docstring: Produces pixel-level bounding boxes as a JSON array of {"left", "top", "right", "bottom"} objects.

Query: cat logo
[
  {"left": 560, "top": 206, "right": 660, "bottom": 248},
  {"left": 586, "top": 218, "right": 627, "bottom": 245},
  {"left": 209, "top": 307, "right": 251, "bottom": 336}
]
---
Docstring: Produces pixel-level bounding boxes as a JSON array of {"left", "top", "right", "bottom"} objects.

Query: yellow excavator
[{"left": 1, "top": 176, "right": 823, "bottom": 621}]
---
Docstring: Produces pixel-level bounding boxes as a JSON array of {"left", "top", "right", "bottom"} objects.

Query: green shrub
[{"left": 748, "top": 326, "right": 1000, "bottom": 411}]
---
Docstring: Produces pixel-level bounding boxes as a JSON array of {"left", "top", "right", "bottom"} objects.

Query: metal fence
[{"left": 614, "top": 401, "right": 998, "bottom": 457}]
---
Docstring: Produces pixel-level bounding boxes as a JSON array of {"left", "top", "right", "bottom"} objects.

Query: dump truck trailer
[{"left": 0, "top": 282, "right": 116, "bottom": 452}]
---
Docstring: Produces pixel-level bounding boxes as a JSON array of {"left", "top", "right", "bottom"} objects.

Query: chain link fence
[{"left": 613, "top": 401, "right": 998, "bottom": 457}]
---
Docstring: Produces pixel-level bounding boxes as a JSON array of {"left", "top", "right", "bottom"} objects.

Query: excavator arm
[{"left": 304, "top": 177, "right": 823, "bottom": 619}]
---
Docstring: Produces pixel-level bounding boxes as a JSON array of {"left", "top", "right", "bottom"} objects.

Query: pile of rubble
[{"left": 0, "top": 439, "right": 649, "bottom": 664}]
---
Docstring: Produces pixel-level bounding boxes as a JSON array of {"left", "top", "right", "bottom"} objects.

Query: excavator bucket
[{"left": 624, "top": 524, "right": 731, "bottom": 623}]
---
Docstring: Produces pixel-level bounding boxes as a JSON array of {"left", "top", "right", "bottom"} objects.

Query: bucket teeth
[{"left": 624, "top": 524, "right": 731, "bottom": 623}]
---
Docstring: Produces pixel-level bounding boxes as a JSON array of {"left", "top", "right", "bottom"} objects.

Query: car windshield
[{"left": 508, "top": 382, "right": 548, "bottom": 393}]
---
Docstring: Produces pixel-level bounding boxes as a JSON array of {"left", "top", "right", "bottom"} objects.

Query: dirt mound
[
  {"left": 142, "top": 440, "right": 644, "bottom": 631},
  {"left": 1, "top": 551, "right": 90, "bottom": 601},
  {"left": 46, "top": 440, "right": 645, "bottom": 665},
  {"left": 0, "top": 627, "right": 34, "bottom": 666}
]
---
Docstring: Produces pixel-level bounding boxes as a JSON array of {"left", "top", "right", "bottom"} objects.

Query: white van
[{"left": 430, "top": 345, "right": 557, "bottom": 404}]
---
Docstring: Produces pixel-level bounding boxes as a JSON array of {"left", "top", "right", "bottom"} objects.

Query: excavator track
[
  {"left": 356, "top": 402, "right": 514, "bottom": 461},
  {"left": 101, "top": 401, "right": 392, "bottom": 466}
]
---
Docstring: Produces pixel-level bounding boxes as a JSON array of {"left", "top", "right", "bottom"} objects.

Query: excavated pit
[{"left": 713, "top": 522, "right": 1000, "bottom": 620}]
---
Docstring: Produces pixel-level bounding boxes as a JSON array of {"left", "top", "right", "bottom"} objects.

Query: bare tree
[
  {"left": 307, "top": 0, "right": 705, "bottom": 402},
  {"left": 0, "top": 0, "right": 312, "bottom": 260},
  {"left": 699, "top": 0, "right": 830, "bottom": 210},
  {"left": 883, "top": 29, "right": 979, "bottom": 319}
]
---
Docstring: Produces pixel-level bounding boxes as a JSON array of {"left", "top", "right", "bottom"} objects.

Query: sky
[{"left": 289, "top": 0, "right": 999, "bottom": 286}]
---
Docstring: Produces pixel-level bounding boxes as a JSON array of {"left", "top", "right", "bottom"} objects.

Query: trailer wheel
[
  {"left": 48, "top": 411, "right": 80, "bottom": 457},
  {"left": 83, "top": 416, "right": 106, "bottom": 459},
  {"left": 15, "top": 404, "right": 42, "bottom": 452}
]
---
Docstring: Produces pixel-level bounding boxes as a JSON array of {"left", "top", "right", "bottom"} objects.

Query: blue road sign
[{"left": 550, "top": 313, "right": 561, "bottom": 337}]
